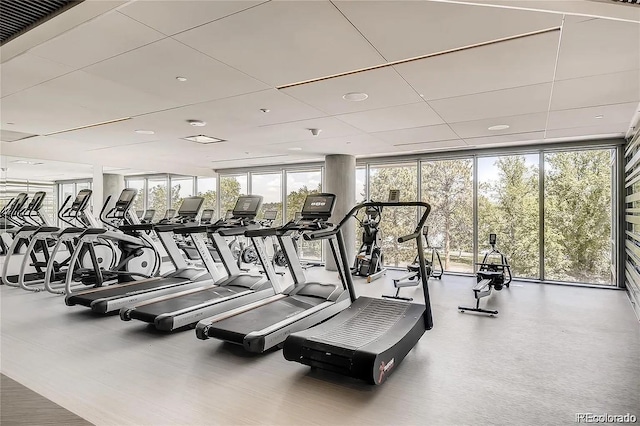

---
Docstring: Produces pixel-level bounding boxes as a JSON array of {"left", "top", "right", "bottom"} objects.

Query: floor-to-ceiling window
[
  {"left": 196, "top": 177, "right": 217, "bottom": 216},
  {"left": 170, "top": 176, "right": 194, "bottom": 211},
  {"left": 220, "top": 174, "right": 247, "bottom": 215},
  {"left": 477, "top": 154, "right": 540, "bottom": 279},
  {"left": 126, "top": 178, "right": 145, "bottom": 214},
  {"left": 251, "top": 172, "right": 283, "bottom": 225},
  {"left": 286, "top": 169, "right": 322, "bottom": 260},
  {"left": 544, "top": 149, "right": 614, "bottom": 285},
  {"left": 147, "top": 177, "right": 168, "bottom": 215},
  {"left": 368, "top": 163, "right": 418, "bottom": 267},
  {"left": 421, "top": 158, "right": 474, "bottom": 273}
]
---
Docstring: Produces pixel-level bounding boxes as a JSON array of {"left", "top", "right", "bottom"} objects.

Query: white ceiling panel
[
  {"left": 372, "top": 124, "right": 459, "bottom": 145},
  {"left": 555, "top": 18, "right": 640, "bottom": 81},
  {"left": 1, "top": 136, "right": 109, "bottom": 163},
  {"left": 83, "top": 38, "right": 268, "bottom": 105},
  {"left": 450, "top": 112, "right": 547, "bottom": 139},
  {"left": 547, "top": 102, "right": 638, "bottom": 130},
  {"left": 384, "top": 139, "right": 468, "bottom": 153},
  {"left": 2, "top": 156, "right": 95, "bottom": 181},
  {"left": 464, "top": 131, "right": 546, "bottom": 146},
  {"left": 281, "top": 67, "right": 421, "bottom": 115},
  {"left": 395, "top": 31, "right": 559, "bottom": 101},
  {"left": 334, "top": 1, "right": 561, "bottom": 61},
  {"left": 0, "top": 90, "right": 120, "bottom": 136},
  {"left": 545, "top": 124, "right": 628, "bottom": 139},
  {"left": 430, "top": 83, "right": 552, "bottom": 123},
  {"left": 173, "top": 1, "right": 385, "bottom": 86},
  {"left": 335, "top": 102, "right": 444, "bottom": 133},
  {"left": 264, "top": 134, "right": 392, "bottom": 157},
  {"left": 0, "top": 53, "right": 75, "bottom": 98},
  {"left": 32, "top": 71, "right": 177, "bottom": 117},
  {"left": 551, "top": 70, "right": 640, "bottom": 111},
  {"left": 120, "top": 0, "right": 264, "bottom": 36},
  {"left": 29, "top": 11, "right": 164, "bottom": 69}
]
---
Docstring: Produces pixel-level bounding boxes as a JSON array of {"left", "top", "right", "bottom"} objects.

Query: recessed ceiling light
[
  {"left": 342, "top": 92, "right": 368, "bottom": 102},
  {"left": 488, "top": 124, "right": 510, "bottom": 131},
  {"left": 182, "top": 135, "right": 225, "bottom": 144},
  {"left": 176, "top": 76, "right": 187, "bottom": 82},
  {"left": 187, "top": 119, "right": 206, "bottom": 127},
  {"left": 346, "top": 141, "right": 352, "bottom": 145},
  {"left": 260, "top": 108, "right": 270, "bottom": 113},
  {"left": 595, "top": 115, "right": 604, "bottom": 119},
  {"left": 288, "top": 147, "right": 303, "bottom": 151},
  {"left": 135, "top": 129, "right": 155, "bottom": 135}
]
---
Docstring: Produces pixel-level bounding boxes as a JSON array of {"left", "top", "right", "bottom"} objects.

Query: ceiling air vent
[
  {"left": 1, "top": 0, "right": 83, "bottom": 45},
  {"left": 182, "top": 135, "right": 226, "bottom": 144},
  {"left": 589, "top": 0, "right": 640, "bottom": 5}
]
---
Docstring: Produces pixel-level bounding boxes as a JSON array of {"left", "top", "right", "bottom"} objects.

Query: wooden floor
[{"left": 1, "top": 269, "right": 638, "bottom": 425}]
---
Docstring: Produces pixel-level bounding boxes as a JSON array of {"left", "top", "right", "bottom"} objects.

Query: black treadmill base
[{"left": 283, "top": 297, "right": 427, "bottom": 385}]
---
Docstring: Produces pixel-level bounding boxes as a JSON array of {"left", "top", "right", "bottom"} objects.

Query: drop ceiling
[{"left": 1, "top": 0, "right": 639, "bottom": 176}]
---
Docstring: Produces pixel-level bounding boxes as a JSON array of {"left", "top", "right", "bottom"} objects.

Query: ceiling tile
[
  {"left": 173, "top": 1, "right": 385, "bottom": 86},
  {"left": 545, "top": 124, "right": 628, "bottom": 139},
  {"left": 0, "top": 53, "right": 75, "bottom": 98},
  {"left": 395, "top": 31, "right": 559, "bottom": 101},
  {"left": 547, "top": 102, "right": 638, "bottom": 130},
  {"left": 551, "top": 70, "right": 640, "bottom": 111},
  {"left": 464, "top": 131, "right": 546, "bottom": 146},
  {"left": 334, "top": 1, "right": 561, "bottom": 61},
  {"left": 29, "top": 11, "right": 164, "bottom": 69},
  {"left": 119, "top": 0, "right": 265, "bottom": 36},
  {"left": 83, "top": 38, "right": 268, "bottom": 105},
  {"left": 450, "top": 112, "right": 547, "bottom": 139},
  {"left": 264, "top": 134, "right": 392, "bottom": 157},
  {"left": 372, "top": 124, "right": 459, "bottom": 145},
  {"left": 555, "top": 18, "right": 640, "bottom": 81},
  {"left": 430, "top": 83, "right": 552, "bottom": 123},
  {"left": 281, "top": 67, "right": 421, "bottom": 115},
  {"left": 335, "top": 102, "right": 444, "bottom": 133},
  {"left": 33, "top": 71, "right": 177, "bottom": 117}
]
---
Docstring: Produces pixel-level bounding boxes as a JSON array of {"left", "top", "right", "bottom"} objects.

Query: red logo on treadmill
[{"left": 378, "top": 358, "right": 395, "bottom": 383}]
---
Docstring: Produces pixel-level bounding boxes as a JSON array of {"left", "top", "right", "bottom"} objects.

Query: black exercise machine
[
  {"left": 384, "top": 226, "right": 443, "bottom": 301},
  {"left": 458, "top": 233, "right": 511, "bottom": 316},
  {"left": 282, "top": 200, "right": 434, "bottom": 384},
  {"left": 352, "top": 203, "right": 386, "bottom": 282}
]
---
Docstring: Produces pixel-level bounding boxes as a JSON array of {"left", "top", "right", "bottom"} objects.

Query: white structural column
[
  {"left": 324, "top": 154, "right": 356, "bottom": 271},
  {"left": 103, "top": 173, "right": 125, "bottom": 208}
]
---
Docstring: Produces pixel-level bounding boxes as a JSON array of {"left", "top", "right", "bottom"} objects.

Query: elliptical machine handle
[{"left": 398, "top": 231, "right": 420, "bottom": 243}]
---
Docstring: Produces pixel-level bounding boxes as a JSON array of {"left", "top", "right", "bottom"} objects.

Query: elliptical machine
[
  {"left": 458, "top": 233, "right": 511, "bottom": 316},
  {"left": 351, "top": 203, "right": 386, "bottom": 282},
  {"left": 384, "top": 226, "right": 443, "bottom": 301}
]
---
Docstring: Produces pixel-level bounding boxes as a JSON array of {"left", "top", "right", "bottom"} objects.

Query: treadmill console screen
[
  {"left": 164, "top": 209, "right": 176, "bottom": 220},
  {"left": 301, "top": 194, "right": 336, "bottom": 219},
  {"left": 201, "top": 209, "right": 214, "bottom": 222},
  {"left": 115, "top": 189, "right": 137, "bottom": 211},
  {"left": 232, "top": 195, "right": 263, "bottom": 218},
  {"left": 177, "top": 197, "right": 204, "bottom": 217},
  {"left": 143, "top": 209, "right": 155, "bottom": 221},
  {"left": 263, "top": 210, "right": 277, "bottom": 221},
  {"left": 71, "top": 189, "right": 92, "bottom": 211},
  {"left": 224, "top": 210, "right": 233, "bottom": 220}
]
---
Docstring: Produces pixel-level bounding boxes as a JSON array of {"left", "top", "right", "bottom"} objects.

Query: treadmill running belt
[
  {"left": 130, "top": 286, "right": 243, "bottom": 319},
  {"left": 314, "top": 299, "right": 410, "bottom": 349},
  {"left": 66, "top": 277, "right": 184, "bottom": 305}
]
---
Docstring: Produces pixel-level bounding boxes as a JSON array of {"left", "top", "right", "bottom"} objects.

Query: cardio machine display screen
[
  {"left": 201, "top": 209, "right": 213, "bottom": 221},
  {"left": 232, "top": 196, "right": 263, "bottom": 218},
  {"left": 263, "top": 210, "right": 277, "bottom": 221},
  {"left": 71, "top": 190, "right": 92, "bottom": 210},
  {"left": 115, "top": 189, "right": 137, "bottom": 211},
  {"left": 302, "top": 194, "right": 335, "bottom": 218},
  {"left": 178, "top": 197, "right": 204, "bottom": 216}
]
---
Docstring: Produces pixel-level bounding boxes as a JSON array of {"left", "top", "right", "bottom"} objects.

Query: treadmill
[
  {"left": 282, "top": 201, "right": 434, "bottom": 385},
  {"left": 120, "top": 195, "right": 284, "bottom": 331},
  {"left": 195, "top": 193, "right": 351, "bottom": 353},
  {"left": 65, "top": 195, "right": 225, "bottom": 314}
]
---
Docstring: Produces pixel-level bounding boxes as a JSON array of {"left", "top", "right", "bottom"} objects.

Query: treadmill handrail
[{"left": 245, "top": 227, "right": 278, "bottom": 238}]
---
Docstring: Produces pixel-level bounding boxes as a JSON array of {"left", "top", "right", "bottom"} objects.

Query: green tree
[
  {"left": 421, "top": 159, "right": 473, "bottom": 271},
  {"left": 368, "top": 166, "right": 418, "bottom": 267},
  {"left": 478, "top": 156, "right": 539, "bottom": 277},
  {"left": 544, "top": 150, "right": 612, "bottom": 283},
  {"left": 148, "top": 183, "right": 181, "bottom": 216},
  {"left": 197, "top": 190, "right": 217, "bottom": 214},
  {"left": 287, "top": 184, "right": 322, "bottom": 259},
  {"left": 219, "top": 177, "right": 242, "bottom": 215}
]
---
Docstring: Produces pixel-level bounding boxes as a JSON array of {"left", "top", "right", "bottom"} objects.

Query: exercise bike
[
  {"left": 351, "top": 204, "right": 386, "bottom": 283},
  {"left": 458, "top": 233, "right": 511, "bottom": 316},
  {"left": 383, "top": 226, "right": 443, "bottom": 301}
]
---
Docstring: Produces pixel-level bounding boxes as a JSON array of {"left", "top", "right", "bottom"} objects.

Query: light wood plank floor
[{"left": 1, "top": 269, "right": 638, "bottom": 425}]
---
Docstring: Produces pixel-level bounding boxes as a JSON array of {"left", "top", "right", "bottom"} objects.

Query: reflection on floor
[{"left": 1, "top": 269, "right": 638, "bottom": 425}]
